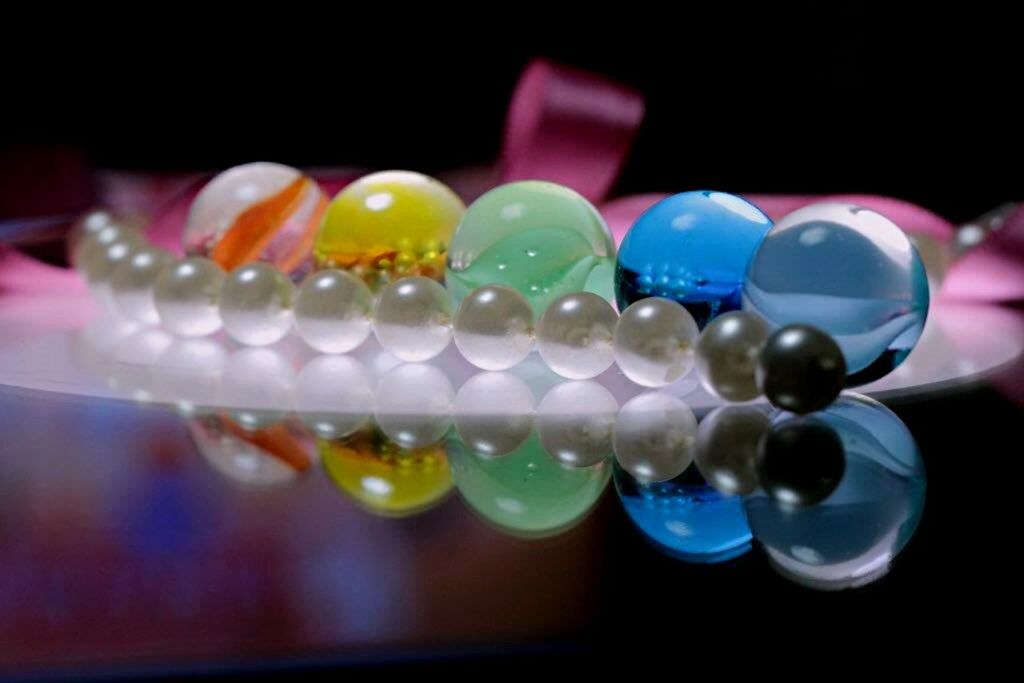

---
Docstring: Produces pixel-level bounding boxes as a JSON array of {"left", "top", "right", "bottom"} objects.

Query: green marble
[
  {"left": 447, "top": 432, "right": 610, "bottom": 538},
  {"left": 445, "top": 181, "right": 616, "bottom": 315}
]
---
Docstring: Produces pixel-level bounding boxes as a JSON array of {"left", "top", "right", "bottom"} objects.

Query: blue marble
[
  {"left": 614, "top": 463, "right": 752, "bottom": 564},
  {"left": 744, "top": 394, "right": 926, "bottom": 590},
  {"left": 743, "top": 202, "right": 930, "bottom": 385},
  {"left": 615, "top": 191, "right": 772, "bottom": 327}
]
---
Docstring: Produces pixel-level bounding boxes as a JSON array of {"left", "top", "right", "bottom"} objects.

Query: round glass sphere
[
  {"left": 613, "top": 297, "right": 699, "bottom": 387},
  {"left": 153, "top": 257, "right": 226, "bottom": 337},
  {"left": 319, "top": 428, "right": 453, "bottom": 517},
  {"left": 537, "top": 381, "right": 617, "bottom": 468},
  {"left": 445, "top": 180, "right": 616, "bottom": 315},
  {"left": 218, "top": 262, "right": 295, "bottom": 346},
  {"left": 111, "top": 246, "right": 175, "bottom": 325},
  {"left": 613, "top": 392, "right": 697, "bottom": 483},
  {"left": 453, "top": 372, "right": 536, "bottom": 458},
  {"left": 79, "top": 224, "right": 145, "bottom": 285},
  {"left": 293, "top": 269, "right": 374, "bottom": 354},
  {"left": 614, "top": 464, "right": 752, "bottom": 564},
  {"left": 743, "top": 202, "right": 930, "bottom": 385},
  {"left": 745, "top": 394, "right": 926, "bottom": 589},
  {"left": 694, "top": 405, "right": 769, "bottom": 496},
  {"left": 615, "top": 191, "right": 772, "bottom": 327},
  {"left": 537, "top": 292, "right": 617, "bottom": 379},
  {"left": 313, "top": 170, "right": 464, "bottom": 288},
  {"left": 68, "top": 209, "right": 145, "bottom": 267},
  {"left": 757, "top": 324, "right": 846, "bottom": 414},
  {"left": 448, "top": 431, "right": 610, "bottom": 538},
  {"left": 695, "top": 311, "right": 770, "bottom": 402},
  {"left": 453, "top": 285, "right": 534, "bottom": 371},
  {"left": 373, "top": 276, "right": 453, "bottom": 362},
  {"left": 184, "top": 162, "right": 327, "bottom": 276}
]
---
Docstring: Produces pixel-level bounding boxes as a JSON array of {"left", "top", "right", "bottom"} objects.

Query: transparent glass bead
[
  {"left": 68, "top": 209, "right": 145, "bottom": 267},
  {"left": 613, "top": 297, "right": 699, "bottom": 387},
  {"left": 218, "top": 262, "right": 295, "bottom": 346},
  {"left": 613, "top": 392, "right": 697, "bottom": 483},
  {"left": 110, "top": 246, "right": 175, "bottom": 325},
  {"left": 537, "top": 381, "right": 617, "bottom": 468},
  {"left": 293, "top": 269, "right": 374, "bottom": 354},
  {"left": 373, "top": 276, "right": 453, "bottom": 362},
  {"left": 79, "top": 224, "right": 145, "bottom": 286},
  {"left": 453, "top": 285, "right": 534, "bottom": 370},
  {"left": 153, "top": 257, "right": 226, "bottom": 337},
  {"left": 536, "top": 292, "right": 617, "bottom": 379},
  {"left": 694, "top": 310, "right": 770, "bottom": 401}
]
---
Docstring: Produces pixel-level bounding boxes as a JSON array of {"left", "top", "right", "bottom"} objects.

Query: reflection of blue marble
[
  {"left": 743, "top": 203, "right": 930, "bottom": 385},
  {"left": 745, "top": 394, "right": 926, "bottom": 589},
  {"left": 615, "top": 191, "right": 772, "bottom": 327},
  {"left": 614, "top": 464, "right": 752, "bottom": 563}
]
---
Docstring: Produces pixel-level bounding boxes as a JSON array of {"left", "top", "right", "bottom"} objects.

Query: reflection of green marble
[
  {"left": 447, "top": 432, "right": 611, "bottom": 538},
  {"left": 446, "top": 181, "right": 616, "bottom": 315}
]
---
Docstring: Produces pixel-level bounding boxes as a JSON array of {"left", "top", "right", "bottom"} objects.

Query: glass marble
[
  {"left": 153, "top": 257, "right": 226, "bottom": 337},
  {"left": 757, "top": 324, "right": 846, "bottom": 414},
  {"left": 320, "top": 427, "right": 453, "bottom": 517},
  {"left": 745, "top": 394, "right": 926, "bottom": 590},
  {"left": 446, "top": 180, "right": 616, "bottom": 316},
  {"left": 218, "top": 263, "right": 295, "bottom": 346},
  {"left": 453, "top": 285, "right": 534, "bottom": 371},
  {"left": 537, "top": 292, "right": 617, "bottom": 379},
  {"left": 314, "top": 170, "right": 464, "bottom": 288},
  {"left": 447, "top": 431, "right": 610, "bottom": 538},
  {"left": 615, "top": 191, "right": 772, "bottom": 327},
  {"left": 374, "top": 364, "right": 454, "bottom": 450},
  {"left": 294, "top": 269, "right": 374, "bottom": 354},
  {"left": 694, "top": 405, "right": 769, "bottom": 496},
  {"left": 453, "top": 372, "right": 536, "bottom": 457},
  {"left": 373, "top": 276, "right": 453, "bottom": 362},
  {"left": 613, "top": 392, "right": 697, "bottom": 483},
  {"left": 743, "top": 202, "right": 930, "bottom": 385},
  {"left": 614, "top": 464, "right": 752, "bottom": 564},
  {"left": 184, "top": 162, "right": 327, "bottom": 277},
  {"left": 613, "top": 298, "right": 699, "bottom": 387},
  {"left": 695, "top": 311, "right": 769, "bottom": 402},
  {"left": 110, "top": 246, "right": 175, "bottom": 325},
  {"left": 536, "top": 381, "right": 617, "bottom": 468}
]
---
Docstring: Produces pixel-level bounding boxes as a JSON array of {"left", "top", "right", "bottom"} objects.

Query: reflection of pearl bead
[
  {"left": 374, "top": 276, "right": 453, "bottom": 362},
  {"left": 695, "top": 405, "right": 769, "bottom": 495},
  {"left": 295, "top": 355, "right": 373, "bottom": 439},
  {"left": 221, "top": 347, "right": 296, "bottom": 428},
  {"left": 293, "top": 269, "right": 374, "bottom": 354},
  {"left": 537, "top": 381, "right": 617, "bottom": 468},
  {"left": 613, "top": 298, "right": 698, "bottom": 387},
  {"left": 374, "top": 364, "right": 454, "bottom": 448},
  {"left": 454, "top": 372, "right": 535, "bottom": 457},
  {"left": 218, "top": 263, "right": 295, "bottom": 346},
  {"left": 613, "top": 392, "right": 697, "bottom": 482},
  {"left": 153, "top": 257, "right": 226, "bottom": 337},
  {"left": 111, "top": 246, "right": 174, "bottom": 325},
  {"left": 453, "top": 284, "right": 534, "bottom": 371},
  {"left": 537, "top": 292, "right": 617, "bottom": 379}
]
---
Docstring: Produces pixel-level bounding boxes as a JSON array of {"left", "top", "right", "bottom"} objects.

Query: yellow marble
[{"left": 313, "top": 170, "right": 465, "bottom": 289}]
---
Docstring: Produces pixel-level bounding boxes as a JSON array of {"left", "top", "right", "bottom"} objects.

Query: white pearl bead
[
  {"left": 453, "top": 285, "right": 534, "bottom": 370},
  {"left": 294, "top": 269, "right": 374, "bottom": 354},
  {"left": 537, "top": 292, "right": 617, "bottom": 379},
  {"left": 153, "top": 257, "right": 226, "bottom": 337},
  {"left": 110, "top": 247, "right": 175, "bottom": 325},
  {"left": 613, "top": 392, "right": 697, "bottom": 482},
  {"left": 373, "top": 276, "right": 453, "bottom": 362},
  {"left": 613, "top": 297, "right": 699, "bottom": 387},
  {"left": 218, "top": 263, "right": 295, "bottom": 346},
  {"left": 537, "top": 381, "right": 618, "bottom": 468},
  {"left": 454, "top": 372, "right": 535, "bottom": 457}
]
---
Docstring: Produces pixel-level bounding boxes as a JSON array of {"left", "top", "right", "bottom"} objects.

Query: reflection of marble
[
  {"left": 745, "top": 394, "right": 926, "bottom": 590},
  {"left": 188, "top": 414, "right": 316, "bottom": 485},
  {"left": 448, "top": 432, "right": 610, "bottom": 538},
  {"left": 319, "top": 427, "right": 452, "bottom": 517}
]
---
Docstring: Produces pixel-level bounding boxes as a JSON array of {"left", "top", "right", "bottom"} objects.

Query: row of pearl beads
[{"left": 80, "top": 224, "right": 844, "bottom": 411}]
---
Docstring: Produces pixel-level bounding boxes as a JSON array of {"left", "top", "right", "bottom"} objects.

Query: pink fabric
[
  {"left": 501, "top": 59, "right": 644, "bottom": 203},
  {"left": 943, "top": 204, "right": 1024, "bottom": 303}
]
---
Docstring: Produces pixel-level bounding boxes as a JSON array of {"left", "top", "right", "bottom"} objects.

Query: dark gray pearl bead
[
  {"left": 695, "top": 311, "right": 770, "bottom": 401},
  {"left": 695, "top": 405, "right": 769, "bottom": 495},
  {"left": 758, "top": 417, "right": 845, "bottom": 506},
  {"left": 756, "top": 324, "right": 846, "bottom": 414}
]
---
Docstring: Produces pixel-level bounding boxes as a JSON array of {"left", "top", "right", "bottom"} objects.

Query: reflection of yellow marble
[
  {"left": 313, "top": 171, "right": 465, "bottom": 289},
  {"left": 319, "top": 428, "right": 453, "bottom": 517}
]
